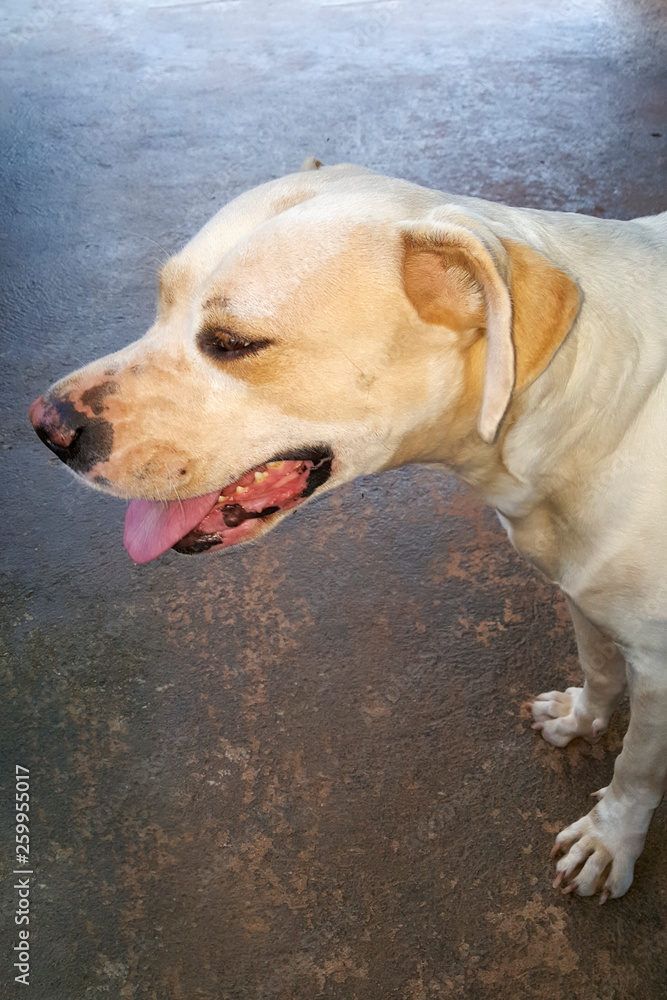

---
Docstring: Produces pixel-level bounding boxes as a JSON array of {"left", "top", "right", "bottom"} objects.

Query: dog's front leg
[
  {"left": 532, "top": 598, "right": 627, "bottom": 746},
  {"left": 551, "top": 649, "right": 667, "bottom": 901}
]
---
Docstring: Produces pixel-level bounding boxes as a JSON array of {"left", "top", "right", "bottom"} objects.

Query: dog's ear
[
  {"left": 300, "top": 156, "right": 324, "bottom": 171},
  {"left": 402, "top": 213, "right": 580, "bottom": 442}
]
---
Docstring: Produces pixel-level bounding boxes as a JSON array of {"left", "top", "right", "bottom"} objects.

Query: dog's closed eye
[{"left": 197, "top": 327, "right": 271, "bottom": 362}]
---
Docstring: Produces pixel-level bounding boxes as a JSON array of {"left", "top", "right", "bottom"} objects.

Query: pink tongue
[{"left": 124, "top": 492, "right": 220, "bottom": 564}]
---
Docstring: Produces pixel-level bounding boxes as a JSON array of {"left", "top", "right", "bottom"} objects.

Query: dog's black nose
[
  {"left": 29, "top": 395, "right": 81, "bottom": 460},
  {"left": 29, "top": 394, "right": 113, "bottom": 473}
]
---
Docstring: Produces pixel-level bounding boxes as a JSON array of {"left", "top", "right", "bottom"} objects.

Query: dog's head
[{"left": 29, "top": 162, "right": 579, "bottom": 562}]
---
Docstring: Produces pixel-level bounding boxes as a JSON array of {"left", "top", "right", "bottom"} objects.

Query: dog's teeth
[
  {"left": 267, "top": 460, "right": 284, "bottom": 469},
  {"left": 254, "top": 470, "right": 269, "bottom": 483},
  {"left": 235, "top": 485, "right": 249, "bottom": 494}
]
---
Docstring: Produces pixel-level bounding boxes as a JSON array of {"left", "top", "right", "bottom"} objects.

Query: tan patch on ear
[
  {"left": 402, "top": 234, "right": 581, "bottom": 442},
  {"left": 403, "top": 245, "right": 485, "bottom": 333},
  {"left": 402, "top": 241, "right": 490, "bottom": 433},
  {"left": 300, "top": 156, "right": 323, "bottom": 171},
  {"left": 504, "top": 239, "right": 581, "bottom": 393}
]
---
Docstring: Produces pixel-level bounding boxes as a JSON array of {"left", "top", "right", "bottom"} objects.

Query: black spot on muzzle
[{"left": 30, "top": 395, "right": 114, "bottom": 474}]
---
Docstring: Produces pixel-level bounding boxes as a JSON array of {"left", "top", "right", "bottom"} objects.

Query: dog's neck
[{"left": 386, "top": 288, "right": 667, "bottom": 585}]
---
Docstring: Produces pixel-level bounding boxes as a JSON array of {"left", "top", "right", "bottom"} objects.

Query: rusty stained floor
[{"left": 1, "top": 1, "right": 666, "bottom": 998}]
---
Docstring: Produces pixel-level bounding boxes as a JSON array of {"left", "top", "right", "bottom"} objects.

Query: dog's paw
[
  {"left": 531, "top": 687, "right": 607, "bottom": 746},
  {"left": 551, "top": 796, "right": 647, "bottom": 902}
]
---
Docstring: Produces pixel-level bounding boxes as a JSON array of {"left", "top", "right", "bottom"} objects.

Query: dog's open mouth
[{"left": 123, "top": 447, "right": 333, "bottom": 564}]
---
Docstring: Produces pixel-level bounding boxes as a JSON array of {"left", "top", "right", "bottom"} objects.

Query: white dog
[{"left": 30, "top": 160, "right": 667, "bottom": 902}]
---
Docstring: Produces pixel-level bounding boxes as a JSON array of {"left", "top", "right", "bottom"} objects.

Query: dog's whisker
[{"left": 126, "top": 230, "right": 172, "bottom": 264}]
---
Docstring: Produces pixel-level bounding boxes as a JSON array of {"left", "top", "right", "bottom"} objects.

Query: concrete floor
[{"left": 1, "top": 1, "right": 666, "bottom": 997}]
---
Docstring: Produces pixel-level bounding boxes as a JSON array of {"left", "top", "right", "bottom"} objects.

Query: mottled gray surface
[{"left": 1, "top": 1, "right": 666, "bottom": 998}]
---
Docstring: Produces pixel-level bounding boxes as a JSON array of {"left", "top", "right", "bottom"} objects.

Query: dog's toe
[
  {"left": 550, "top": 797, "right": 649, "bottom": 901},
  {"left": 530, "top": 686, "right": 607, "bottom": 746}
]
